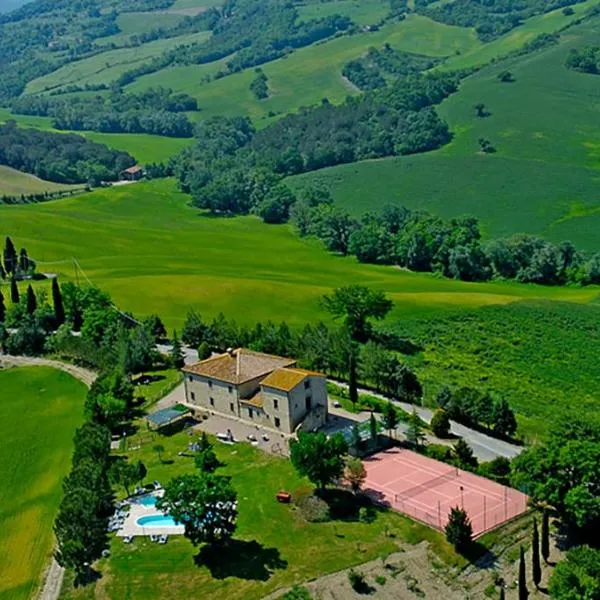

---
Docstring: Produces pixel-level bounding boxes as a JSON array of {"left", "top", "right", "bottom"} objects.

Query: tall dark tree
[
  {"left": 381, "top": 401, "right": 399, "bottom": 437},
  {"left": 52, "top": 277, "right": 65, "bottom": 327},
  {"left": 532, "top": 517, "right": 541, "bottom": 589},
  {"left": 499, "top": 587, "right": 505, "bottom": 600},
  {"left": 10, "top": 278, "right": 19, "bottom": 305},
  {"left": 519, "top": 545, "right": 528, "bottom": 600},
  {"left": 0, "top": 290, "right": 5, "bottom": 323},
  {"left": 170, "top": 331, "right": 185, "bottom": 369},
  {"left": 19, "top": 248, "right": 31, "bottom": 272},
  {"left": 445, "top": 507, "right": 473, "bottom": 552},
  {"left": 541, "top": 509, "right": 550, "bottom": 565},
  {"left": 25, "top": 284, "right": 37, "bottom": 315},
  {"left": 3, "top": 237, "right": 17, "bottom": 275}
]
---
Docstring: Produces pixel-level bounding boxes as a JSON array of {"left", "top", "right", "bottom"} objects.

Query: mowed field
[
  {"left": 127, "top": 14, "right": 480, "bottom": 126},
  {"left": 0, "top": 166, "right": 83, "bottom": 196},
  {"left": 0, "top": 367, "right": 86, "bottom": 600},
  {"left": 0, "top": 179, "right": 596, "bottom": 332},
  {"left": 25, "top": 31, "right": 212, "bottom": 95},
  {"left": 290, "top": 15, "right": 600, "bottom": 251},
  {"left": 0, "top": 109, "right": 192, "bottom": 165},
  {"left": 297, "top": 0, "right": 390, "bottom": 26}
]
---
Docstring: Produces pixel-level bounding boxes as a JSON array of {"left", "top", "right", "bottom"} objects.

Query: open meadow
[
  {"left": 0, "top": 179, "right": 596, "bottom": 332},
  {"left": 290, "top": 14, "right": 600, "bottom": 251},
  {"left": 0, "top": 367, "right": 86, "bottom": 600},
  {"left": 0, "top": 166, "right": 84, "bottom": 196}
]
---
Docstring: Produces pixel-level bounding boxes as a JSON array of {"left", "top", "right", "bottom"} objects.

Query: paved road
[
  {"left": 156, "top": 344, "right": 198, "bottom": 365},
  {"left": 334, "top": 382, "right": 522, "bottom": 461}
]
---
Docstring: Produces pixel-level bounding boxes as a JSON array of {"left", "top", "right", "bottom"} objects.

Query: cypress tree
[
  {"left": 499, "top": 587, "right": 505, "bottom": 600},
  {"left": 519, "top": 545, "right": 528, "bottom": 600},
  {"left": 532, "top": 518, "right": 541, "bottom": 588},
  {"left": 52, "top": 278, "right": 65, "bottom": 326},
  {"left": 0, "top": 263, "right": 5, "bottom": 280},
  {"left": 369, "top": 412, "right": 377, "bottom": 441},
  {"left": 26, "top": 284, "right": 37, "bottom": 315},
  {"left": 10, "top": 278, "right": 19, "bottom": 304},
  {"left": 3, "top": 236, "right": 17, "bottom": 275},
  {"left": 0, "top": 290, "right": 5, "bottom": 322},
  {"left": 541, "top": 509, "right": 550, "bottom": 564},
  {"left": 19, "top": 248, "right": 29, "bottom": 272}
]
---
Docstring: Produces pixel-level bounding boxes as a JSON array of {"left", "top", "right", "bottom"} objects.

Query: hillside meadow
[
  {"left": 290, "top": 14, "right": 600, "bottom": 251},
  {"left": 0, "top": 179, "right": 596, "bottom": 333},
  {"left": 0, "top": 166, "right": 83, "bottom": 196},
  {"left": 0, "top": 367, "right": 86, "bottom": 600}
]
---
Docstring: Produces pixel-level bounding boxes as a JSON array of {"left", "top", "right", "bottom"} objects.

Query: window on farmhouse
[
  {"left": 230, "top": 402, "right": 234, "bottom": 412},
  {"left": 274, "top": 417, "right": 280, "bottom": 428},
  {"left": 248, "top": 408, "right": 253, "bottom": 419},
  {"left": 209, "top": 397, "right": 214, "bottom": 406},
  {"left": 273, "top": 399, "right": 278, "bottom": 410},
  {"left": 228, "top": 386, "right": 233, "bottom": 393},
  {"left": 304, "top": 379, "right": 310, "bottom": 389},
  {"left": 191, "top": 392, "right": 195, "bottom": 401},
  {"left": 208, "top": 380, "right": 213, "bottom": 389}
]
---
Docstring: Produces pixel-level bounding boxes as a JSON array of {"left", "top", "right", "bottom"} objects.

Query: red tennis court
[{"left": 363, "top": 448, "right": 528, "bottom": 537}]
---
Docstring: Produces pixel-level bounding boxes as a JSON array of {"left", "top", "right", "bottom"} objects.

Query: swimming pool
[
  {"left": 135, "top": 494, "right": 158, "bottom": 507},
  {"left": 136, "top": 514, "right": 180, "bottom": 528}
]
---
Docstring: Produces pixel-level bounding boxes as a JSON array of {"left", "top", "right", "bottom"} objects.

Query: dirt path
[{"left": 0, "top": 354, "right": 97, "bottom": 600}]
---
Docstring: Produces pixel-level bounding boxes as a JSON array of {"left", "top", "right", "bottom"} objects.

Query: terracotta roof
[
  {"left": 239, "top": 391, "right": 264, "bottom": 408},
  {"left": 261, "top": 367, "right": 324, "bottom": 392},
  {"left": 183, "top": 348, "right": 296, "bottom": 384},
  {"left": 123, "top": 165, "right": 142, "bottom": 174}
]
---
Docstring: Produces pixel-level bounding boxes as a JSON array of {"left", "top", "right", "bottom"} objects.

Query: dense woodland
[
  {"left": 565, "top": 45, "right": 600, "bottom": 73},
  {"left": 417, "top": 0, "right": 582, "bottom": 41},
  {"left": 11, "top": 87, "right": 199, "bottom": 137},
  {"left": 175, "top": 72, "right": 457, "bottom": 213},
  {"left": 0, "top": 121, "right": 134, "bottom": 184}
]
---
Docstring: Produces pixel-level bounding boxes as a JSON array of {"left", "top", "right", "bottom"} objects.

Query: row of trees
[
  {"left": 1, "top": 236, "right": 35, "bottom": 281},
  {"left": 290, "top": 193, "right": 600, "bottom": 286},
  {"left": 11, "top": 87, "right": 199, "bottom": 138},
  {"left": 0, "top": 121, "right": 135, "bottom": 185},
  {"left": 1, "top": 188, "right": 85, "bottom": 205}
]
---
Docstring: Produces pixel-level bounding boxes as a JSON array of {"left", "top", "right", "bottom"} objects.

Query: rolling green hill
[
  {"left": 0, "top": 166, "right": 83, "bottom": 196},
  {"left": 0, "top": 179, "right": 595, "bottom": 332},
  {"left": 290, "top": 14, "right": 600, "bottom": 251}
]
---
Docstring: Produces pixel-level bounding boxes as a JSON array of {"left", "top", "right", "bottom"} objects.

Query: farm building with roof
[{"left": 182, "top": 348, "right": 327, "bottom": 434}]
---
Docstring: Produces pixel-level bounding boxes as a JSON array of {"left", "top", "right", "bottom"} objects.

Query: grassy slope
[
  {"left": 0, "top": 166, "right": 83, "bottom": 195},
  {"left": 289, "top": 14, "right": 600, "bottom": 250},
  {"left": 297, "top": 0, "right": 390, "bottom": 26},
  {"left": 60, "top": 429, "right": 457, "bottom": 600},
  {"left": 0, "top": 179, "right": 595, "bottom": 332},
  {"left": 0, "top": 109, "right": 192, "bottom": 164},
  {"left": 127, "top": 15, "right": 479, "bottom": 127},
  {"left": 396, "top": 301, "right": 600, "bottom": 439},
  {"left": 0, "top": 367, "right": 86, "bottom": 600},
  {"left": 25, "top": 32, "right": 212, "bottom": 95}
]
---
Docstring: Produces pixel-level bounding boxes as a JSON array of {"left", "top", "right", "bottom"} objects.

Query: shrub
[
  {"left": 375, "top": 575, "right": 386, "bottom": 585},
  {"left": 431, "top": 409, "right": 451, "bottom": 438},
  {"left": 445, "top": 506, "right": 473, "bottom": 553},
  {"left": 296, "top": 494, "right": 330, "bottom": 522},
  {"left": 359, "top": 506, "right": 376, "bottom": 523},
  {"left": 348, "top": 569, "right": 369, "bottom": 593}
]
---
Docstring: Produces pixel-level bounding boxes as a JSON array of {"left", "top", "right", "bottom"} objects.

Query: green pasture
[
  {"left": 60, "top": 428, "right": 456, "bottom": 600},
  {"left": 0, "top": 166, "right": 83, "bottom": 196},
  {"left": 171, "top": 0, "right": 223, "bottom": 9},
  {"left": 397, "top": 301, "right": 600, "bottom": 439},
  {"left": 0, "top": 367, "right": 86, "bottom": 600},
  {"left": 0, "top": 109, "right": 191, "bottom": 164},
  {"left": 127, "top": 14, "right": 479, "bottom": 126},
  {"left": 290, "top": 15, "right": 600, "bottom": 251},
  {"left": 297, "top": 0, "right": 390, "bottom": 26},
  {"left": 0, "top": 179, "right": 596, "bottom": 332},
  {"left": 117, "top": 12, "right": 186, "bottom": 36},
  {"left": 25, "top": 32, "right": 212, "bottom": 95}
]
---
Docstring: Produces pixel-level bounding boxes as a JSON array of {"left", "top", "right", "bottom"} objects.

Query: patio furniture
[
  {"left": 150, "top": 534, "right": 159, "bottom": 542},
  {"left": 124, "top": 535, "right": 134, "bottom": 544},
  {"left": 159, "top": 535, "right": 168, "bottom": 544}
]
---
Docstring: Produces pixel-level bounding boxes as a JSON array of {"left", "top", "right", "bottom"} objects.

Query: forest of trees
[
  {"left": 417, "top": 0, "right": 583, "bottom": 41},
  {"left": 565, "top": 45, "right": 600, "bottom": 74},
  {"left": 174, "top": 72, "right": 458, "bottom": 214},
  {"left": 11, "top": 87, "right": 199, "bottom": 137},
  {"left": 0, "top": 121, "right": 135, "bottom": 184},
  {"left": 342, "top": 45, "right": 438, "bottom": 91}
]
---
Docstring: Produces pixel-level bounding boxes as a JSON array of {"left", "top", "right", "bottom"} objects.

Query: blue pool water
[
  {"left": 136, "top": 514, "right": 179, "bottom": 528},
  {"left": 136, "top": 494, "right": 158, "bottom": 507}
]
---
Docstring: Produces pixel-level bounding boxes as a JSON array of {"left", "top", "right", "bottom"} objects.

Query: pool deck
[{"left": 117, "top": 492, "right": 185, "bottom": 538}]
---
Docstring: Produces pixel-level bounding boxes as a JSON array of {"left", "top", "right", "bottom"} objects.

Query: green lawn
[
  {"left": 397, "top": 301, "right": 600, "bottom": 440},
  {"left": 289, "top": 14, "right": 600, "bottom": 251},
  {"left": 0, "top": 166, "right": 84, "bottom": 196},
  {"left": 25, "top": 32, "right": 212, "bottom": 95},
  {"left": 127, "top": 14, "right": 479, "bottom": 127},
  {"left": 60, "top": 428, "right": 457, "bottom": 600},
  {"left": 0, "top": 179, "right": 596, "bottom": 332},
  {"left": 0, "top": 367, "right": 87, "bottom": 600},
  {"left": 297, "top": 0, "right": 390, "bottom": 26}
]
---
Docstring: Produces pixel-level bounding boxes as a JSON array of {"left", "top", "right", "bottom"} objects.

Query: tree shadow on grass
[{"left": 194, "top": 539, "right": 287, "bottom": 580}]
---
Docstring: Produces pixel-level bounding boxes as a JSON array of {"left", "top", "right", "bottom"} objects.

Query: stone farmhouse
[{"left": 182, "top": 348, "right": 328, "bottom": 435}]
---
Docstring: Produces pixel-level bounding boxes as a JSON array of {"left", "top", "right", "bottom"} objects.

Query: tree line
[
  {"left": 288, "top": 189, "right": 600, "bottom": 286},
  {"left": 11, "top": 87, "right": 198, "bottom": 138},
  {"left": 174, "top": 72, "right": 457, "bottom": 215},
  {"left": 565, "top": 45, "right": 600, "bottom": 74},
  {"left": 0, "top": 121, "right": 135, "bottom": 185},
  {"left": 1, "top": 188, "right": 87, "bottom": 206}
]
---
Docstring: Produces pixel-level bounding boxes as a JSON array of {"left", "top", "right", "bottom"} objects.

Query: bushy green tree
[
  {"left": 453, "top": 439, "right": 478, "bottom": 471},
  {"left": 406, "top": 408, "right": 425, "bottom": 447},
  {"left": 431, "top": 409, "right": 451, "bottom": 438},
  {"left": 445, "top": 507, "right": 472, "bottom": 552},
  {"left": 548, "top": 545, "right": 600, "bottom": 600},
  {"left": 344, "top": 456, "right": 366, "bottom": 493},
  {"left": 381, "top": 401, "right": 399, "bottom": 436},
  {"left": 170, "top": 331, "right": 185, "bottom": 369}
]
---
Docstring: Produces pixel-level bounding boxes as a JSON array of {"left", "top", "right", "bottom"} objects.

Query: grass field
[
  {"left": 59, "top": 427, "right": 457, "bottom": 600},
  {"left": 297, "top": 0, "right": 390, "bottom": 26},
  {"left": 0, "top": 166, "right": 83, "bottom": 196},
  {"left": 290, "top": 15, "right": 600, "bottom": 251},
  {"left": 0, "top": 109, "right": 191, "bottom": 164},
  {"left": 127, "top": 14, "right": 479, "bottom": 126},
  {"left": 0, "top": 179, "right": 596, "bottom": 332},
  {"left": 25, "top": 32, "right": 212, "bottom": 95},
  {"left": 395, "top": 301, "right": 600, "bottom": 439},
  {"left": 0, "top": 367, "right": 86, "bottom": 600}
]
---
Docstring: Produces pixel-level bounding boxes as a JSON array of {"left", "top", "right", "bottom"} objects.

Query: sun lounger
[
  {"left": 159, "top": 535, "right": 168, "bottom": 544},
  {"left": 124, "top": 535, "right": 134, "bottom": 544},
  {"left": 150, "top": 534, "right": 159, "bottom": 542}
]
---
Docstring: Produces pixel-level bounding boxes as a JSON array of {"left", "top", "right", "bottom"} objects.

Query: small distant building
[
  {"left": 120, "top": 165, "right": 144, "bottom": 181},
  {"left": 182, "top": 348, "right": 328, "bottom": 435}
]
